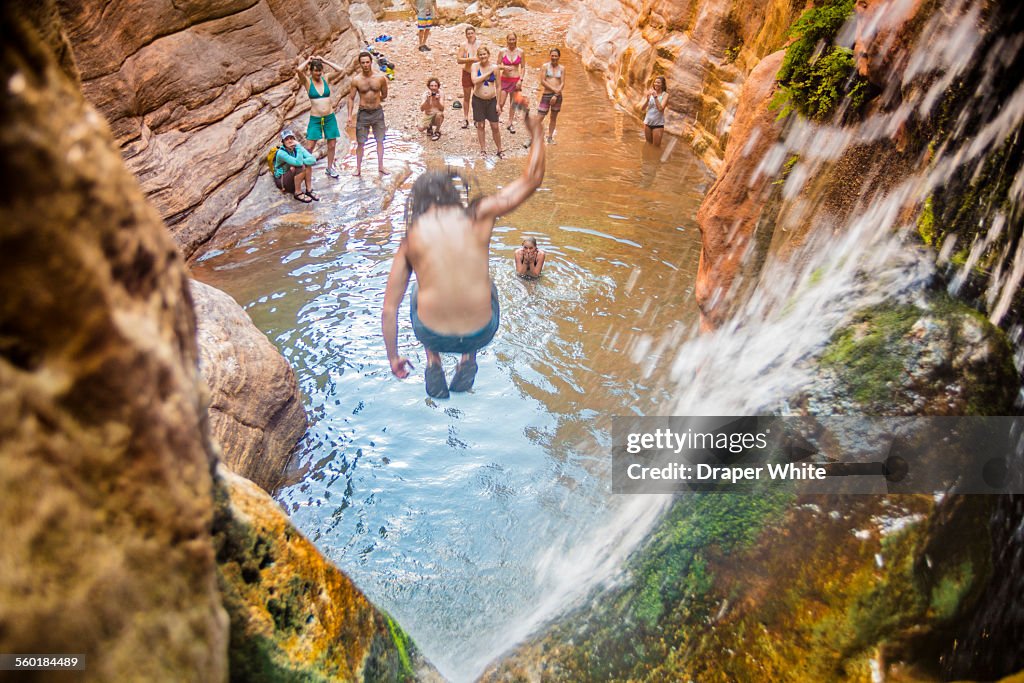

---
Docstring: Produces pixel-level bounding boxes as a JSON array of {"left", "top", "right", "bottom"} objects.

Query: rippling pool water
[{"left": 191, "top": 44, "right": 707, "bottom": 681}]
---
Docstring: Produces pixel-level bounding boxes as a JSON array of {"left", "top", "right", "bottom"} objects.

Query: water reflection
[{"left": 191, "top": 45, "right": 706, "bottom": 681}]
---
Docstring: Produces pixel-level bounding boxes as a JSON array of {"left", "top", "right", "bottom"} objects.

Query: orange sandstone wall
[
  {"left": 57, "top": 0, "right": 369, "bottom": 258},
  {"left": 567, "top": 0, "right": 804, "bottom": 173}
]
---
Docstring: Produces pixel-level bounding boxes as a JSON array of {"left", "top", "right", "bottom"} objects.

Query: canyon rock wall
[
  {"left": 57, "top": 0, "right": 371, "bottom": 260},
  {"left": 567, "top": 0, "right": 803, "bottom": 173},
  {"left": 693, "top": 0, "right": 1023, "bottom": 329},
  {"left": 1, "top": 5, "right": 435, "bottom": 681},
  {"left": 0, "top": 4, "right": 228, "bottom": 679},
  {"left": 193, "top": 280, "right": 308, "bottom": 493}
]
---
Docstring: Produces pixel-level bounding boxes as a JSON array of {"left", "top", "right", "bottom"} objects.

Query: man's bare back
[
  {"left": 406, "top": 206, "right": 494, "bottom": 334},
  {"left": 381, "top": 112, "right": 547, "bottom": 397}
]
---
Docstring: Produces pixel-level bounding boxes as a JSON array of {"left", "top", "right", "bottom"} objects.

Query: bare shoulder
[{"left": 469, "top": 212, "right": 497, "bottom": 241}]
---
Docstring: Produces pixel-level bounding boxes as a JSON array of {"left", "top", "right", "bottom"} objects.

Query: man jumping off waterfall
[{"left": 382, "top": 111, "right": 547, "bottom": 398}]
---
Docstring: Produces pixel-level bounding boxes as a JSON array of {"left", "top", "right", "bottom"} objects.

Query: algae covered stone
[{"left": 213, "top": 467, "right": 440, "bottom": 682}]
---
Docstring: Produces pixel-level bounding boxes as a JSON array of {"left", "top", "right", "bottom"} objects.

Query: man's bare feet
[
  {"left": 379, "top": 167, "right": 390, "bottom": 175},
  {"left": 353, "top": 169, "right": 362, "bottom": 177}
]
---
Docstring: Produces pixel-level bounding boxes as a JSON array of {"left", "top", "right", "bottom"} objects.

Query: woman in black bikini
[{"left": 470, "top": 47, "right": 504, "bottom": 158}]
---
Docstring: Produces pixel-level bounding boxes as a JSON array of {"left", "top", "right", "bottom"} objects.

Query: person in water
[
  {"left": 456, "top": 26, "right": 480, "bottom": 129},
  {"left": 273, "top": 129, "right": 319, "bottom": 202},
  {"left": 514, "top": 237, "right": 546, "bottom": 277},
  {"left": 347, "top": 51, "right": 389, "bottom": 176},
  {"left": 418, "top": 77, "right": 445, "bottom": 140},
  {"left": 296, "top": 55, "right": 343, "bottom": 178},
  {"left": 471, "top": 46, "right": 504, "bottom": 158},
  {"left": 381, "top": 112, "right": 547, "bottom": 398},
  {"left": 497, "top": 33, "right": 525, "bottom": 134},
  {"left": 641, "top": 75, "right": 668, "bottom": 147},
  {"left": 536, "top": 47, "right": 564, "bottom": 144}
]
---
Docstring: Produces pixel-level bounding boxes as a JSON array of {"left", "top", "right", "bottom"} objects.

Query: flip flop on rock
[
  {"left": 293, "top": 192, "right": 313, "bottom": 203},
  {"left": 424, "top": 363, "right": 449, "bottom": 399},
  {"left": 306, "top": 190, "right": 321, "bottom": 201},
  {"left": 449, "top": 359, "right": 478, "bottom": 392}
]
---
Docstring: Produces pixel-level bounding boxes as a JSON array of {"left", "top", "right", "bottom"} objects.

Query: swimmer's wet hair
[
  {"left": 310, "top": 58, "right": 323, "bottom": 70},
  {"left": 404, "top": 167, "right": 477, "bottom": 227}
]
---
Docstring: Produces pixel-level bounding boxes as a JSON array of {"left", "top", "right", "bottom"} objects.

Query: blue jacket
[{"left": 274, "top": 145, "right": 316, "bottom": 177}]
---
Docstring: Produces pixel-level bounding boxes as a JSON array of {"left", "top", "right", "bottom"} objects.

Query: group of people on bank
[
  {"left": 270, "top": 26, "right": 670, "bottom": 398},
  {"left": 271, "top": 28, "right": 670, "bottom": 202}
]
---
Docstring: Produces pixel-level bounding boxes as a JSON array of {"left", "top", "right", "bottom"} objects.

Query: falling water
[{"left": 482, "top": 0, "right": 1024, "bottom": 675}]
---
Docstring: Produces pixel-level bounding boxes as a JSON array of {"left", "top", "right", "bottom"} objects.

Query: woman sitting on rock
[{"left": 273, "top": 129, "right": 319, "bottom": 203}]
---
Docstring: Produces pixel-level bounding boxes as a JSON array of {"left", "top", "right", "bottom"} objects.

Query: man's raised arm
[{"left": 472, "top": 112, "right": 545, "bottom": 225}]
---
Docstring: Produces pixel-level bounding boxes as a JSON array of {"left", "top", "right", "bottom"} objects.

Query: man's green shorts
[{"left": 307, "top": 113, "right": 341, "bottom": 140}]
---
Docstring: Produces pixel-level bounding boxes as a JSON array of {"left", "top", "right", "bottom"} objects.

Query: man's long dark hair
[{"left": 404, "top": 168, "right": 476, "bottom": 227}]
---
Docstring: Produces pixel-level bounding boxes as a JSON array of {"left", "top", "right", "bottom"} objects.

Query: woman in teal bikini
[{"left": 296, "top": 55, "right": 344, "bottom": 178}]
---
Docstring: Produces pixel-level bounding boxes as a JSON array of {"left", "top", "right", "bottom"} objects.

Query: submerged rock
[
  {"left": 214, "top": 467, "right": 441, "bottom": 682},
  {"left": 192, "top": 280, "right": 307, "bottom": 493}
]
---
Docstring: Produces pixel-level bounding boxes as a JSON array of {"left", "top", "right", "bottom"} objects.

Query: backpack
[{"left": 266, "top": 146, "right": 284, "bottom": 175}]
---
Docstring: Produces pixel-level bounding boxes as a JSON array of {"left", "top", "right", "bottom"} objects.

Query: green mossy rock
[
  {"left": 213, "top": 468, "right": 442, "bottom": 683},
  {"left": 811, "top": 293, "right": 1016, "bottom": 416},
  {"left": 481, "top": 293, "right": 1018, "bottom": 682}
]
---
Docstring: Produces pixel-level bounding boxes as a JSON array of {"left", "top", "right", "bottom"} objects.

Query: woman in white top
[{"left": 640, "top": 76, "right": 668, "bottom": 147}]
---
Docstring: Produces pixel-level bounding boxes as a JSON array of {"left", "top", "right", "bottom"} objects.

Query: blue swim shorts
[{"left": 410, "top": 282, "right": 500, "bottom": 354}]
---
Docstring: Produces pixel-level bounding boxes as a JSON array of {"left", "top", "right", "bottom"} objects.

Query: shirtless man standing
[
  {"left": 382, "top": 113, "right": 547, "bottom": 398},
  {"left": 456, "top": 26, "right": 479, "bottom": 129},
  {"left": 347, "top": 52, "right": 389, "bottom": 176}
]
